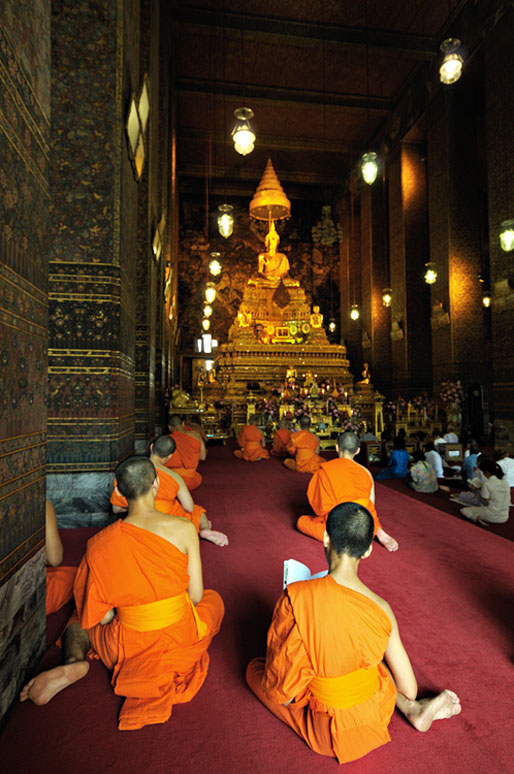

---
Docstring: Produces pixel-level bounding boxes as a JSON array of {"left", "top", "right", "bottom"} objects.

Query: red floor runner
[{"left": 2, "top": 445, "right": 514, "bottom": 773}]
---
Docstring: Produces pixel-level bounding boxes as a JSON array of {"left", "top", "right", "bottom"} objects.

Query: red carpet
[{"left": 1, "top": 445, "right": 514, "bottom": 773}]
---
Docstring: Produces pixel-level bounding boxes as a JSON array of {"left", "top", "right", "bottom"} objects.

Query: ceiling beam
[
  {"left": 173, "top": 7, "right": 438, "bottom": 57},
  {"left": 178, "top": 77, "right": 392, "bottom": 111}
]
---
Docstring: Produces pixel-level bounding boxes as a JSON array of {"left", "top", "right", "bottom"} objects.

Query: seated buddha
[{"left": 258, "top": 221, "right": 289, "bottom": 280}]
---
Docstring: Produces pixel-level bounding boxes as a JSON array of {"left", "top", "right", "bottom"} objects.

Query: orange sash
[
  {"left": 117, "top": 591, "right": 207, "bottom": 639},
  {"left": 309, "top": 665, "right": 379, "bottom": 709}
]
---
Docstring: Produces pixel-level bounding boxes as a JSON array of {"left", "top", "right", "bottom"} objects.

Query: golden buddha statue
[
  {"left": 258, "top": 220, "right": 290, "bottom": 280},
  {"left": 310, "top": 305, "right": 323, "bottom": 328}
]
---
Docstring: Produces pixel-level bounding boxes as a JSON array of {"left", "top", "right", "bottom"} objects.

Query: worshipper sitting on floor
[
  {"left": 462, "top": 440, "right": 481, "bottom": 483},
  {"left": 495, "top": 448, "right": 514, "bottom": 487},
  {"left": 45, "top": 500, "right": 78, "bottom": 615},
  {"left": 110, "top": 435, "right": 228, "bottom": 547},
  {"left": 20, "top": 456, "right": 225, "bottom": 731},
  {"left": 234, "top": 414, "right": 270, "bottom": 461},
  {"left": 164, "top": 414, "right": 207, "bottom": 491},
  {"left": 271, "top": 418, "right": 292, "bottom": 458},
  {"left": 283, "top": 414, "right": 324, "bottom": 473},
  {"left": 246, "top": 502, "right": 461, "bottom": 765},
  {"left": 448, "top": 454, "right": 487, "bottom": 507},
  {"left": 456, "top": 457, "right": 511, "bottom": 526},
  {"left": 443, "top": 425, "right": 459, "bottom": 444},
  {"left": 408, "top": 450, "right": 438, "bottom": 493},
  {"left": 297, "top": 431, "right": 398, "bottom": 552},
  {"left": 376, "top": 437, "right": 410, "bottom": 480},
  {"left": 424, "top": 441, "right": 445, "bottom": 480}
]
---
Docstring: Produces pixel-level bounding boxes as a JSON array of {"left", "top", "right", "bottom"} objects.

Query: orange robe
[
  {"left": 46, "top": 566, "right": 77, "bottom": 615},
  {"left": 283, "top": 429, "right": 323, "bottom": 473},
  {"left": 164, "top": 431, "right": 203, "bottom": 491},
  {"left": 74, "top": 520, "right": 224, "bottom": 731},
  {"left": 110, "top": 470, "right": 204, "bottom": 532},
  {"left": 271, "top": 428, "right": 291, "bottom": 457},
  {"left": 297, "top": 457, "right": 381, "bottom": 542},
  {"left": 234, "top": 425, "right": 270, "bottom": 461},
  {"left": 246, "top": 575, "right": 396, "bottom": 764}
]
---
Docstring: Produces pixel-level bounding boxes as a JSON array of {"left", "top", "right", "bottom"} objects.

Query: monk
[
  {"left": 271, "top": 418, "right": 291, "bottom": 458},
  {"left": 246, "top": 502, "right": 461, "bottom": 764},
  {"left": 110, "top": 435, "right": 228, "bottom": 547},
  {"left": 297, "top": 431, "right": 398, "bottom": 552},
  {"left": 164, "top": 414, "right": 206, "bottom": 491},
  {"left": 234, "top": 414, "right": 270, "bottom": 461},
  {"left": 284, "top": 415, "right": 324, "bottom": 473},
  {"left": 45, "top": 500, "right": 77, "bottom": 615},
  {"left": 21, "top": 456, "right": 225, "bottom": 731}
]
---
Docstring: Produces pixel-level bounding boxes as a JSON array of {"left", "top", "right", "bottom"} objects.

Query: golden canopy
[{"left": 249, "top": 158, "right": 291, "bottom": 221}]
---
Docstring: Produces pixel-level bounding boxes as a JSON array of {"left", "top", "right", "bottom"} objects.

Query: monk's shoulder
[
  {"left": 358, "top": 585, "right": 394, "bottom": 626},
  {"left": 86, "top": 521, "right": 121, "bottom": 555}
]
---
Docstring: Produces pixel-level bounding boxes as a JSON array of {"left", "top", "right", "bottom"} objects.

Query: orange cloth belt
[
  {"left": 117, "top": 592, "right": 207, "bottom": 639},
  {"left": 309, "top": 665, "right": 379, "bottom": 709},
  {"left": 245, "top": 441, "right": 262, "bottom": 450}
]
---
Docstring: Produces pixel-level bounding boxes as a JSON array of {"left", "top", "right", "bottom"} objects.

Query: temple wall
[{"left": 0, "top": 0, "right": 50, "bottom": 726}]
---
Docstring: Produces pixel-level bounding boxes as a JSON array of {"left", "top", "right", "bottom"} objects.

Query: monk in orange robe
[
  {"left": 234, "top": 414, "right": 270, "bottom": 461},
  {"left": 45, "top": 500, "right": 77, "bottom": 615},
  {"left": 283, "top": 415, "right": 324, "bottom": 473},
  {"left": 164, "top": 414, "right": 206, "bottom": 491},
  {"left": 247, "top": 502, "right": 461, "bottom": 764},
  {"left": 110, "top": 435, "right": 228, "bottom": 547},
  {"left": 297, "top": 431, "right": 398, "bottom": 552},
  {"left": 271, "top": 418, "right": 291, "bottom": 458},
  {"left": 21, "top": 456, "right": 225, "bottom": 732}
]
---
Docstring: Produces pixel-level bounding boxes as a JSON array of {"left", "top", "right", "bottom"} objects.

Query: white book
[{"left": 283, "top": 558, "right": 328, "bottom": 589}]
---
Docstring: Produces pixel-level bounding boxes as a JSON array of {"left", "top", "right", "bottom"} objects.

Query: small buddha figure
[
  {"left": 258, "top": 221, "right": 290, "bottom": 279},
  {"left": 361, "top": 362, "right": 371, "bottom": 384},
  {"left": 310, "top": 381, "right": 320, "bottom": 399},
  {"left": 286, "top": 364, "right": 297, "bottom": 383},
  {"left": 310, "top": 305, "right": 323, "bottom": 328}
]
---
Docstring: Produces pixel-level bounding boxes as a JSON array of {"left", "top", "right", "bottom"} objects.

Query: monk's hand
[{"left": 100, "top": 608, "right": 115, "bottom": 625}]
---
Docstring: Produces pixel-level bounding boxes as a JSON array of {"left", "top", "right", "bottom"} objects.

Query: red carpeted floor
[{"left": 2, "top": 444, "right": 514, "bottom": 774}]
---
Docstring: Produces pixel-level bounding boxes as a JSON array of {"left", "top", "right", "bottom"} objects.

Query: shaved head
[
  {"left": 326, "top": 502, "right": 374, "bottom": 558},
  {"left": 152, "top": 434, "right": 176, "bottom": 458},
  {"left": 168, "top": 414, "right": 182, "bottom": 429},
  {"left": 116, "top": 456, "right": 156, "bottom": 501},
  {"left": 300, "top": 415, "right": 311, "bottom": 429},
  {"left": 337, "top": 431, "right": 360, "bottom": 454}
]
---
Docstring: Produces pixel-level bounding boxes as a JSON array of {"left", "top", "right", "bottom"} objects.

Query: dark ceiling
[{"left": 173, "top": 0, "right": 464, "bottom": 201}]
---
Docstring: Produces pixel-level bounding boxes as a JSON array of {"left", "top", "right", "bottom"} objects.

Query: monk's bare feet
[
  {"left": 404, "top": 690, "right": 461, "bottom": 732},
  {"left": 376, "top": 527, "right": 399, "bottom": 552},
  {"left": 199, "top": 529, "right": 229, "bottom": 547},
  {"left": 19, "top": 661, "right": 89, "bottom": 705}
]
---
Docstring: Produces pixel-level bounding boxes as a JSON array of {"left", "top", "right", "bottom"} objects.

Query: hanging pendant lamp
[{"left": 231, "top": 107, "right": 256, "bottom": 156}]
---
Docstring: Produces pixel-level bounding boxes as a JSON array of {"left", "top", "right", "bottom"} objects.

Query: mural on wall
[{"left": 177, "top": 198, "right": 341, "bottom": 351}]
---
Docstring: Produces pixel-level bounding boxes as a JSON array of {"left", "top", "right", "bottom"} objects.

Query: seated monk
[
  {"left": 271, "top": 418, "right": 291, "bottom": 458},
  {"left": 246, "top": 502, "right": 461, "bottom": 765},
  {"left": 110, "top": 435, "right": 228, "bottom": 547},
  {"left": 297, "top": 431, "right": 398, "bottom": 552},
  {"left": 45, "top": 500, "right": 78, "bottom": 615},
  {"left": 284, "top": 415, "right": 324, "bottom": 473},
  {"left": 21, "top": 456, "right": 225, "bottom": 731},
  {"left": 234, "top": 415, "right": 270, "bottom": 461},
  {"left": 164, "top": 414, "right": 207, "bottom": 491}
]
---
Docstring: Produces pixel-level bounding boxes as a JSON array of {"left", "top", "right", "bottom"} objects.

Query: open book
[{"left": 283, "top": 558, "right": 328, "bottom": 589}]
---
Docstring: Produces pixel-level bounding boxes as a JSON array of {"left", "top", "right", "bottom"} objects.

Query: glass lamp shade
[
  {"left": 424, "top": 262, "right": 438, "bottom": 285},
  {"left": 201, "top": 318, "right": 211, "bottom": 331},
  {"left": 203, "top": 305, "right": 213, "bottom": 317},
  {"left": 205, "top": 284, "right": 217, "bottom": 304},
  {"left": 209, "top": 252, "right": 222, "bottom": 275},
  {"left": 350, "top": 304, "right": 360, "bottom": 321},
  {"left": 328, "top": 318, "right": 337, "bottom": 333},
  {"left": 361, "top": 152, "right": 378, "bottom": 185},
  {"left": 482, "top": 292, "right": 492, "bottom": 308},
  {"left": 499, "top": 219, "right": 514, "bottom": 252},
  {"left": 231, "top": 108, "right": 256, "bottom": 156},
  {"left": 439, "top": 39, "right": 463, "bottom": 85},
  {"left": 217, "top": 204, "right": 234, "bottom": 238},
  {"left": 382, "top": 288, "right": 392, "bottom": 307}
]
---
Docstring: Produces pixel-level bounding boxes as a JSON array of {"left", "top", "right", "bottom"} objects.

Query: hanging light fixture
[
  {"left": 350, "top": 304, "right": 360, "bottom": 321},
  {"left": 361, "top": 152, "right": 378, "bottom": 185},
  {"left": 382, "top": 288, "right": 392, "bottom": 307},
  {"left": 439, "top": 38, "right": 464, "bottom": 85},
  {"left": 203, "top": 304, "right": 213, "bottom": 318},
  {"left": 499, "top": 219, "right": 514, "bottom": 252},
  {"left": 217, "top": 204, "right": 234, "bottom": 238},
  {"left": 231, "top": 107, "right": 256, "bottom": 156},
  {"left": 209, "top": 251, "right": 222, "bottom": 275},
  {"left": 202, "top": 332, "right": 213, "bottom": 353},
  {"left": 205, "top": 283, "right": 217, "bottom": 304},
  {"left": 424, "top": 262, "right": 438, "bottom": 285},
  {"left": 328, "top": 318, "right": 337, "bottom": 333},
  {"left": 201, "top": 318, "right": 211, "bottom": 331},
  {"left": 482, "top": 290, "right": 492, "bottom": 308}
]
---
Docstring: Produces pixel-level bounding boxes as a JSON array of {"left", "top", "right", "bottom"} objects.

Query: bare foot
[
  {"left": 199, "top": 529, "right": 229, "bottom": 547},
  {"left": 376, "top": 527, "right": 399, "bottom": 552},
  {"left": 19, "top": 661, "right": 90, "bottom": 705},
  {"left": 439, "top": 485, "right": 450, "bottom": 492},
  {"left": 407, "top": 690, "right": 461, "bottom": 732}
]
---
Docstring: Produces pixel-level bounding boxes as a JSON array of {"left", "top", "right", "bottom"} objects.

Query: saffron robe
[
  {"left": 271, "top": 428, "right": 291, "bottom": 457},
  {"left": 46, "top": 566, "right": 77, "bottom": 615},
  {"left": 297, "top": 457, "right": 381, "bottom": 542},
  {"left": 246, "top": 575, "right": 396, "bottom": 764},
  {"left": 110, "top": 471, "right": 204, "bottom": 532},
  {"left": 284, "top": 430, "right": 323, "bottom": 473},
  {"left": 164, "top": 431, "right": 203, "bottom": 491},
  {"left": 74, "top": 520, "right": 224, "bottom": 731},
  {"left": 234, "top": 425, "right": 270, "bottom": 461}
]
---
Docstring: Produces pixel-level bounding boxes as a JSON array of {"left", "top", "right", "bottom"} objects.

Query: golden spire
[{"left": 249, "top": 158, "right": 291, "bottom": 221}]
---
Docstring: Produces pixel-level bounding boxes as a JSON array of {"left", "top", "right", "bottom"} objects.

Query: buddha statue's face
[{"left": 313, "top": 305, "right": 319, "bottom": 313}]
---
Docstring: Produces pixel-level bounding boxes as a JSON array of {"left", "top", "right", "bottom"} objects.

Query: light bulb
[
  {"left": 231, "top": 108, "right": 256, "bottom": 156},
  {"left": 361, "top": 152, "right": 378, "bottom": 185},
  {"left": 424, "top": 262, "right": 437, "bottom": 285},
  {"left": 209, "top": 253, "right": 222, "bottom": 275},
  {"left": 482, "top": 293, "right": 492, "bottom": 308},
  {"left": 205, "top": 284, "right": 216, "bottom": 304},
  {"left": 499, "top": 220, "right": 514, "bottom": 252},
  {"left": 350, "top": 304, "right": 360, "bottom": 321},
  {"left": 217, "top": 205, "right": 234, "bottom": 238},
  {"left": 439, "top": 39, "right": 463, "bottom": 85},
  {"left": 382, "top": 288, "right": 392, "bottom": 307},
  {"left": 203, "top": 305, "right": 213, "bottom": 318},
  {"left": 328, "top": 319, "right": 336, "bottom": 333},
  {"left": 202, "top": 318, "right": 211, "bottom": 331}
]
